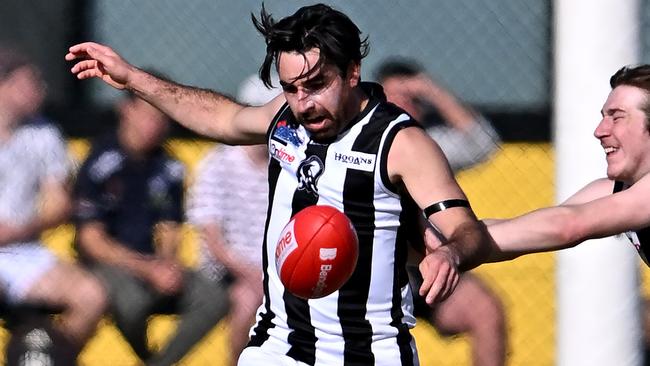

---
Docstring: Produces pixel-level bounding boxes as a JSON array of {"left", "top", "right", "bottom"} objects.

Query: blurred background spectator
[
  {"left": 0, "top": 45, "right": 106, "bottom": 363},
  {"left": 73, "top": 90, "right": 228, "bottom": 366}
]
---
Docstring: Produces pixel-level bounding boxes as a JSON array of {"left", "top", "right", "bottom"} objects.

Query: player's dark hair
[
  {"left": 374, "top": 58, "right": 423, "bottom": 82},
  {"left": 610, "top": 65, "right": 650, "bottom": 131},
  {"left": 252, "top": 3, "right": 369, "bottom": 88}
]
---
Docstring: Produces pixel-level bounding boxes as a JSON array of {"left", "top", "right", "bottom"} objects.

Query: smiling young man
[
  {"left": 65, "top": 4, "right": 494, "bottom": 365},
  {"left": 483, "top": 65, "right": 650, "bottom": 264}
]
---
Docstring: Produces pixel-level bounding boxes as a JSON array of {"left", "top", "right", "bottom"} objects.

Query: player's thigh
[{"left": 431, "top": 273, "right": 497, "bottom": 334}]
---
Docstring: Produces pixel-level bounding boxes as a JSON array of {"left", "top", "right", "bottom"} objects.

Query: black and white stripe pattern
[
  {"left": 614, "top": 181, "right": 650, "bottom": 266},
  {"left": 249, "top": 83, "right": 421, "bottom": 365}
]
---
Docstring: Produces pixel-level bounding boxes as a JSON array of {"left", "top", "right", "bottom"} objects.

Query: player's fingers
[
  {"left": 64, "top": 51, "right": 81, "bottom": 61},
  {"left": 418, "top": 272, "right": 434, "bottom": 298},
  {"left": 70, "top": 59, "right": 98, "bottom": 74},
  {"left": 452, "top": 271, "right": 460, "bottom": 289},
  {"left": 437, "top": 270, "right": 459, "bottom": 302},
  {"left": 418, "top": 260, "right": 435, "bottom": 297},
  {"left": 66, "top": 43, "right": 98, "bottom": 61},
  {"left": 75, "top": 68, "right": 105, "bottom": 80},
  {"left": 424, "top": 271, "right": 445, "bottom": 305},
  {"left": 68, "top": 42, "right": 109, "bottom": 55},
  {"left": 426, "top": 259, "right": 458, "bottom": 304},
  {"left": 83, "top": 46, "right": 115, "bottom": 66},
  {"left": 69, "top": 45, "right": 114, "bottom": 67}
]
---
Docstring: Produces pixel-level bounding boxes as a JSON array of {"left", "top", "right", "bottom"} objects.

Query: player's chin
[
  {"left": 306, "top": 125, "right": 337, "bottom": 141},
  {"left": 605, "top": 163, "right": 626, "bottom": 181}
]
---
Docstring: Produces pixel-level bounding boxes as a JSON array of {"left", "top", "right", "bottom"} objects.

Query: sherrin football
[{"left": 275, "top": 205, "right": 359, "bottom": 299}]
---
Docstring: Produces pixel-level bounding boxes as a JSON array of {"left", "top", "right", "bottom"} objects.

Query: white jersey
[{"left": 248, "top": 83, "right": 421, "bottom": 366}]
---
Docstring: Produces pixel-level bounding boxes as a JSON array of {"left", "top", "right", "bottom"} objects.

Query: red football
[{"left": 275, "top": 205, "right": 359, "bottom": 299}]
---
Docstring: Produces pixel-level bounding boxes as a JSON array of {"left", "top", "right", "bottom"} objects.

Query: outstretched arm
[
  {"left": 65, "top": 42, "right": 283, "bottom": 144},
  {"left": 486, "top": 176, "right": 650, "bottom": 262}
]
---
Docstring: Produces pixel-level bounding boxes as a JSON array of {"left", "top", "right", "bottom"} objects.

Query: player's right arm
[
  {"left": 486, "top": 177, "right": 650, "bottom": 262},
  {"left": 65, "top": 42, "right": 283, "bottom": 144}
]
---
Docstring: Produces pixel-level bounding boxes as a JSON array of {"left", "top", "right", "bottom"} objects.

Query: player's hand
[
  {"left": 147, "top": 259, "right": 185, "bottom": 295},
  {"left": 418, "top": 246, "right": 460, "bottom": 305},
  {"left": 422, "top": 224, "right": 444, "bottom": 251},
  {"left": 65, "top": 42, "right": 132, "bottom": 89}
]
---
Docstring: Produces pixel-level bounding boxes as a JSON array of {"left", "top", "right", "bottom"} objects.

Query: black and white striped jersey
[
  {"left": 614, "top": 180, "right": 650, "bottom": 266},
  {"left": 248, "top": 82, "right": 422, "bottom": 366}
]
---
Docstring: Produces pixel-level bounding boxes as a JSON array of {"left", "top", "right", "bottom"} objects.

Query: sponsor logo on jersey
[
  {"left": 319, "top": 248, "right": 337, "bottom": 261},
  {"left": 297, "top": 155, "right": 324, "bottom": 196},
  {"left": 313, "top": 264, "right": 333, "bottom": 297},
  {"left": 269, "top": 142, "right": 296, "bottom": 163},
  {"left": 272, "top": 120, "right": 303, "bottom": 146},
  {"left": 275, "top": 221, "right": 298, "bottom": 271},
  {"left": 332, "top": 151, "right": 376, "bottom": 172}
]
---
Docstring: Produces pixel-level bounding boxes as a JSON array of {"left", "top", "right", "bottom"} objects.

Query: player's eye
[
  {"left": 304, "top": 80, "right": 325, "bottom": 91},
  {"left": 282, "top": 84, "right": 297, "bottom": 94}
]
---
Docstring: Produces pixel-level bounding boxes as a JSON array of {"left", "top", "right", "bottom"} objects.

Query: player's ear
[{"left": 346, "top": 62, "right": 361, "bottom": 88}]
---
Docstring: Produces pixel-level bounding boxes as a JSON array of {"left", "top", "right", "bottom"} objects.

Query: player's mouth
[
  {"left": 603, "top": 146, "right": 618, "bottom": 155},
  {"left": 302, "top": 116, "right": 328, "bottom": 129}
]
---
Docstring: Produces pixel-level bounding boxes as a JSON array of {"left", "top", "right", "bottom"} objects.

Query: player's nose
[
  {"left": 296, "top": 93, "right": 315, "bottom": 114},
  {"left": 593, "top": 116, "right": 611, "bottom": 139}
]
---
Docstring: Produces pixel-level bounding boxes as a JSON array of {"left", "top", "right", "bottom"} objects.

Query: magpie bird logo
[{"left": 297, "top": 155, "right": 324, "bottom": 195}]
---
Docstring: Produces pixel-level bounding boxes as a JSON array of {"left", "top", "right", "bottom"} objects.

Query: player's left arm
[{"left": 388, "top": 126, "right": 493, "bottom": 304}]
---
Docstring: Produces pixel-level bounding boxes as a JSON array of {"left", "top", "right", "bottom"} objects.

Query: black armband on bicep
[{"left": 423, "top": 199, "right": 470, "bottom": 217}]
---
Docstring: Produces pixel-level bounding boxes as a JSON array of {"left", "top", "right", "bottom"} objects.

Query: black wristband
[{"left": 423, "top": 199, "right": 470, "bottom": 217}]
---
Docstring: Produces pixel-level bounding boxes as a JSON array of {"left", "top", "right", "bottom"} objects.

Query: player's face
[
  {"left": 278, "top": 48, "right": 360, "bottom": 141},
  {"left": 595, "top": 85, "right": 650, "bottom": 183}
]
